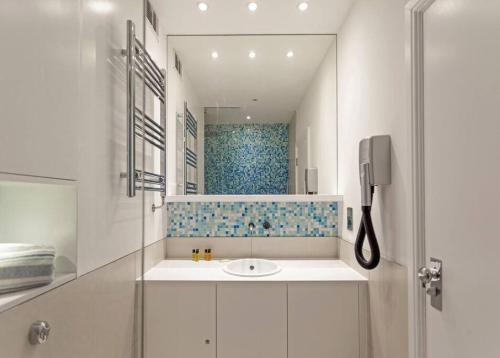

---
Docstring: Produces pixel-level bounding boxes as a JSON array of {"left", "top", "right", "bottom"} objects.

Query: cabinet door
[
  {"left": 144, "top": 282, "right": 216, "bottom": 358},
  {"left": 217, "top": 283, "right": 287, "bottom": 358},
  {"left": 288, "top": 283, "right": 360, "bottom": 358},
  {"left": 0, "top": 0, "right": 79, "bottom": 179}
]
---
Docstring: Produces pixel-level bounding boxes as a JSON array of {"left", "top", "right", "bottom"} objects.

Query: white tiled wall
[{"left": 165, "top": 237, "right": 338, "bottom": 259}]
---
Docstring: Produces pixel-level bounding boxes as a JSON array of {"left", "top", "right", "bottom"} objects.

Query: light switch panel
[{"left": 347, "top": 207, "right": 353, "bottom": 231}]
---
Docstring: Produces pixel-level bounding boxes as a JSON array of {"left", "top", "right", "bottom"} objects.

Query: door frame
[{"left": 405, "top": 1, "right": 436, "bottom": 358}]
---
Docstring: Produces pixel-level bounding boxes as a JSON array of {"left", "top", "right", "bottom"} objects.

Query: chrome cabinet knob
[{"left": 29, "top": 321, "right": 51, "bottom": 345}]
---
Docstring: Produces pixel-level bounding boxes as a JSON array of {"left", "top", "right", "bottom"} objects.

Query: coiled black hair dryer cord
[{"left": 354, "top": 187, "right": 381, "bottom": 270}]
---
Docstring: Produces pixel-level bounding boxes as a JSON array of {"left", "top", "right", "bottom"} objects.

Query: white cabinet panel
[
  {"left": 145, "top": 282, "right": 216, "bottom": 358},
  {"left": 288, "top": 283, "right": 359, "bottom": 358},
  {"left": 77, "top": 0, "right": 144, "bottom": 274},
  {"left": 217, "top": 283, "right": 287, "bottom": 358},
  {"left": 0, "top": 0, "right": 79, "bottom": 179}
]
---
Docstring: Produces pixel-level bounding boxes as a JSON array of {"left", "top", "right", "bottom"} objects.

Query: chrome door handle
[
  {"left": 417, "top": 266, "right": 440, "bottom": 287},
  {"left": 418, "top": 257, "right": 443, "bottom": 310}
]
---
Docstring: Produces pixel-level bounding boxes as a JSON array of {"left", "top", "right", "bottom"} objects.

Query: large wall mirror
[{"left": 166, "top": 34, "right": 337, "bottom": 196}]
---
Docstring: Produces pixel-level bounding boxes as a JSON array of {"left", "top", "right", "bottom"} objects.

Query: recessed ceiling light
[
  {"left": 197, "top": 2, "right": 208, "bottom": 11},
  {"left": 211, "top": 51, "right": 219, "bottom": 59},
  {"left": 248, "top": 51, "right": 256, "bottom": 59},
  {"left": 246, "top": 115, "right": 252, "bottom": 120},
  {"left": 298, "top": 2, "right": 308, "bottom": 11},
  {"left": 286, "top": 51, "right": 294, "bottom": 58},
  {"left": 248, "top": 2, "right": 258, "bottom": 12}
]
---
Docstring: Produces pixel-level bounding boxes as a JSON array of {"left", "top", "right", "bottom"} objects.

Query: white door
[{"left": 422, "top": 1, "right": 500, "bottom": 357}]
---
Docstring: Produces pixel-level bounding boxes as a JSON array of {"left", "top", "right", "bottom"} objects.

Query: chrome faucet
[{"left": 248, "top": 222, "right": 256, "bottom": 234}]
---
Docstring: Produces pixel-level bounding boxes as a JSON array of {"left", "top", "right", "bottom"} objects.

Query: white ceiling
[
  {"left": 169, "top": 35, "right": 336, "bottom": 123},
  {"left": 151, "top": 0, "right": 354, "bottom": 35}
]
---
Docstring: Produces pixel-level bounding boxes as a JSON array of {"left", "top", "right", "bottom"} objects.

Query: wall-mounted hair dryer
[{"left": 355, "top": 135, "right": 391, "bottom": 270}]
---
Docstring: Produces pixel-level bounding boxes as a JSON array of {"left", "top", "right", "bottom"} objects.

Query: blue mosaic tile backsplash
[
  {"left": 167, "top": 201, "right": 338, "bottom": 237},
  {"left": 204, "top": 124, "right": 289, "bottom": 195}
]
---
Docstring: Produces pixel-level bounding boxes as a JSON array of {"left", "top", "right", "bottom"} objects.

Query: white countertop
[{"left": 143, "top": 260, "right": 367, "bottom": 282}]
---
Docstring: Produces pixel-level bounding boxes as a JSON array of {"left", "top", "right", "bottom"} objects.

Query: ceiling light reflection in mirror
[
  {"left": 248, "top": 2, "right": 258, "bottom": 12},
  {"left": 197, "top": 2, "right": 209, "bottom": 12},
  {"left": 298, "top": 2, "right": 309, "bottom": 11}
]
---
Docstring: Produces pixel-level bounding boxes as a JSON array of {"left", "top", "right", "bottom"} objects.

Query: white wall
[
  {"left": 144, "top": 21, "right": 168, "bottom": 246},
  {"left": 295, "top": 39, "right": 338, "bottom": 195},
  {"left": 78, "top": 1, "right": 168, "bottom": 273},
  {"left": 77, "top": 0, "right": 145, "bottom": 275},
  {"left": 337, "top": 4, "right": 410, "bottom": 357},
  {"left": 337, "top": 0, "right": 409, "bottom": 265},
  {"left": 166, "top": 40, "right": 204, "bottom": 195}
]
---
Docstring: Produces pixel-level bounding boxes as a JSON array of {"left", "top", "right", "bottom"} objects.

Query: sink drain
[{"left": 249, "top": 265, "right": 255, "bottom": 271}]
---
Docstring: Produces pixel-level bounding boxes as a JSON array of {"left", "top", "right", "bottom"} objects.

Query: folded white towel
[
  {"left": 0, "top": 243, "right": 55, "bottom": 260},
  {"left": 0, "top": 244, "right": 55, "bottom": 294}
]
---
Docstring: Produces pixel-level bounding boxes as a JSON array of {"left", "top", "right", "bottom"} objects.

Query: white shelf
[
  {"left": 0, "top": 173, "right": 78, "bottom": 313},
  {"left": 166, "top": 194, "right": 343, "bottom": 203},
  {"left": 0, "top": 273, "right": 76, "bottom": 313}
]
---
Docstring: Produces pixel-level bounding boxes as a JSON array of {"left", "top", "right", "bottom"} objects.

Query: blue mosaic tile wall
[
  {"left": 167, "top": 201, "right": 338, "bottom": 237},
  {"left": 204, "top": 124, "right": 289, "bottom": 195}
]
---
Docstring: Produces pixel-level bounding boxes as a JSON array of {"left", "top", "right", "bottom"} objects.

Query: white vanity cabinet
[
  {"left": 145, "top": 279, "right": 365, "bottom": 358},
  {"left": 144, "top": 282, "right": 217, "bottom": 358},
  {"left": 217, "top": 283, "right": 288, "bottom": 358},
  {"left": 288, "top": 283, "right": 360, "bottom": 358}
]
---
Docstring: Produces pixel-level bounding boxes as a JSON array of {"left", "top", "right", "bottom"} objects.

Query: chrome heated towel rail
[{"left": 122, "top": 20, "right": 166, "bottom": 210}]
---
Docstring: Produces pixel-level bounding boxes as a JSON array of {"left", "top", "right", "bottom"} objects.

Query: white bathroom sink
[{"left": 223, "top": 259, "right": 281, "bottom": 277}]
